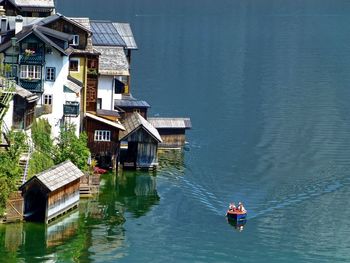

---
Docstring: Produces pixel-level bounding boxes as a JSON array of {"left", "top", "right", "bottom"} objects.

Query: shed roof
[
  {"left": 119, "top": 112, "right": 162, "bottom": 142},
  {"left": 94, "top": 46, "right": 129, "bottom": 76},
  {"left": 64, "top": 79, "right": 82, "bottom": 93},
  {"left": 86, "top": 112, "right": 125, "bottom": 130},
  {"left": 113, "top": 23, "right": 137, "bottom": 49},
  {"left": 90, "top": 20, "right": 126, "bottom": 47},
  {"left": 114, "top": 95, "right": 150, "bottom": 108},
  {"left": 20, "top": 160, "right": 84, "bottom": 192},
  {"left": 16, "top": 85, "right": 38, "bottom": 102},
  {"left": 148, "top": 117, "right": 192, "bottom": 129}
]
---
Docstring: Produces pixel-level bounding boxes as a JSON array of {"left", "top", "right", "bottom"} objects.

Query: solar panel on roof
[{"left": 90, "top": 21, "right": 126, "bottom": 46}]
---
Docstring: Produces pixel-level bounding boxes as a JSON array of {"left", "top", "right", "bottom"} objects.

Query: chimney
[
  {"left": 1, "top": 16, "right": 6, "bottom": 32},
  {"left": 15, "top": 15, "right": 23, "bottom": 34},
  {"left": 0, "top": 6, "right": 5, "bottom": 16}
]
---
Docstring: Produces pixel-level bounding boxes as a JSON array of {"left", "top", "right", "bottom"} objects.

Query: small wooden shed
[
  {"left": 147, "top": 117, "right": 192, "bottom": 148},
  {"left": 119, "top": 112, "right": 162, "bottom": 169},
  {"left": 19, "top": 160, "right": 84, "bottom": 223}
]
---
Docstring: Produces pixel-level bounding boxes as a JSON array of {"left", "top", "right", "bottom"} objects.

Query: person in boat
[
  {"left": 229, "top": 202, "right": 236, "bottom": 211},
  {"left": 237, "top": 202, "right": 247, "bottom": 213}
]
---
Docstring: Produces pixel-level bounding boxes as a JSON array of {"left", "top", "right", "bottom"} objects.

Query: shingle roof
[
  {"left": 94, "top": 46, "right": 129, "bottom": 76},
  {"left": 16, "top": 85, "right": 38, "bottom": 103},
  {"left": 90, "top": 21, "right": 126, "bottom": 47},
  {"left": 119, "top": 112, "right": 162, "bottom": 142},
  {"left": 148, "top": 117, "right": 192, "bottom": 129},
  {"left": 114, "top": 95, "right": 150, "bottom": 108},
  {"left": 64, "top": 79, "right": 82, "bottom": 93},
  {"left": 20, "top": 160, "right": 84, "bottom": 192},
  {"left": 10, "top": 0, "right": 54, "bottom": 8},
  {"left": 113, "top": 23, "right": 137, "bottom": 49}
]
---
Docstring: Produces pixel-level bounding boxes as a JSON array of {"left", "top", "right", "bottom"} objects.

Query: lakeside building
[
  {"left": 0, "top": 1, "right": 191, "bottom": 172},
  {"left": 0, "top": 0, "right": 55, "bottom": 17},
  {"left": 19, "top": 160, "right": 84, "bottom": 223}
]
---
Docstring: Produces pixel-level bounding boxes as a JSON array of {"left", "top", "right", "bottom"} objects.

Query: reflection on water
[
  {"left": 227, "top": 219, "right": 247, "bottom": 232},
  {"left": 114, "top": 170, "right": 160, "bottom": 218},
  {"left": 0, "top": 170, "right": 163, "bottom": 262},
  {"left": 46, "top": 211, "right": 79, "bottom": 247}
]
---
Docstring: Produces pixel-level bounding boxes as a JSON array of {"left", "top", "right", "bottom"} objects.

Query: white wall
[
  {"left": 39, "top": 49, "right": 81, "bottom": 139},
  {"left": 97, "top": 75, "right": 114, "bottom": 110}
]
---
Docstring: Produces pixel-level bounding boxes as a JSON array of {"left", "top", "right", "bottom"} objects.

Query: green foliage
[
  {"left": 31, "top": 118, "right": 53, "bottom": 155},
  {"left": 0, "top": 130, "right": 27, "bottom": 215},
  {"left": 27, "top": 151, "right": 54, "bottom": 180},
  {"left": 53, "top": 123, "right": 90, "bottom": 171}
]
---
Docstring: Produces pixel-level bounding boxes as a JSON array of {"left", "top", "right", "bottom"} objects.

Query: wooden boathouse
[
  {"left": 19, "top": 160, "right": 84, "bottom": 223},
  {"left": 119, "top": 112, "right": 162, "bottom": 169},
  {"left": 148, "top": 117, "right": 192, "bottom": 148}
]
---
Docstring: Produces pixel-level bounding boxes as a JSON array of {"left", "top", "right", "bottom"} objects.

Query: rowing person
[{"left": 237, "top": 202, "right": 246, "bottom": 213}]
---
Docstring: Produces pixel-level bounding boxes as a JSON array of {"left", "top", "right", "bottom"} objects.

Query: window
[
  {"left": 43, "top": 94, "right": 52, "bottom": 105},
  {"left": 72, "top": 35, "right": 79, "bottom": 46},
  {"left": 114, "top": 78, "right": 125, "bottom": 94},
  {"left": 133, "top": 109, "right": 141, "bottom": 114},
  {"left": 69, "top": 59, "right": 79, "bottom": 72},
  {"left": 20, "top": 65, "right": 41, "bottom": 79},
  {"left": 46, "top": 67, "right": 55, "bottom": 81},
  {"left": 94, "top": 130, "right": 111, "bottom": 142}
]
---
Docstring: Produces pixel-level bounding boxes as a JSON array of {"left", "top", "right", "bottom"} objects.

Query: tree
[
  {"left": 0, "top": 130, "right": 27, "bottom": 215},
  {"left": 54, "top": 123, "right": 90, "bottom": 171},
  {"left": 27, "top": 119, "right": 54, "bottom": 179}
]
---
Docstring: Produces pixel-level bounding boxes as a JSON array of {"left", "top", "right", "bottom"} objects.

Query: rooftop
[
  {"left": 148, "top": 117, "right": 192, "bottom": 129},
  {"left": 20, "top": 160, "right": 84, "bottom": 192},
  {"left": 90, "top": 20, "right": 126, "bottom": 47},
  {"left": 94, "top": 46, "right": 129, "bottom": 76},
  {"left": 119, "top": 112, "right": 162, "bottom": 142},
  {"left": 114, "top": 95, "right": 150, "bottom": 109}
]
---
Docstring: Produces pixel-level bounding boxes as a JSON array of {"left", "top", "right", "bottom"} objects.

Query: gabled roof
[
  {"left": 38, "top": 13, "right": 92, "bottom": 34},
  {"left": 20, "top": 160, "right": 84, "bottom": 193},
  {"left": 90, "top": 20, "right": 126, "bottom": 47},
  {"left": 119, "top": 112, "right": 162, "bottom": 142},
  {"left": 0, "top": 24, "right": 73, "bottom": 55},
  {"left": 9, "top": 0, "right": 54, "bottom": 8},
  {"left": 148, "top": 118, "right": 192, "bottom": 129},
  {"left": 114, "top": 95, "right": 150, "bottom": 108},
  {"left": 94, "top": 46, "right": 129, "bottom": 76},
  {"left": 86, "top": 112, "right": 125, "bottom": 130},
  {"left": 113, "top": 23, "right": 137, "bottom": 50}
]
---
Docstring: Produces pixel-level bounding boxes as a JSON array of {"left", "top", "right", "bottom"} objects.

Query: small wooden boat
[{"left": 226, "top": 209, "right": 247, "bottom": 221}]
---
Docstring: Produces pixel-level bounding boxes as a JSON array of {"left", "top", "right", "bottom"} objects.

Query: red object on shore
[{"left": 94, "top": 167, "right": 107, "bottom": 174}]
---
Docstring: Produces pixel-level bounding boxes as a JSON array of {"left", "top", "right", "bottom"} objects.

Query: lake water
[{"left": 2, "top": 0, "right": 350, "bottom": 262}]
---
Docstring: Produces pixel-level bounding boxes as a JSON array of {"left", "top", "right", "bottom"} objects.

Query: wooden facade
[
  {"left": 19, "top": 161, "right": 84, "bottom": 223},
  {"left": 45, "top": 18, "right": 89, "bottom": 49},
  {"left": 85, "top": 115, "right": 121, "bottom": 169},
  {"left": 120, "top": 128, "right": 159, "bottom": 169},
  {"left": 148, "top": 117, "right": 192, "bottom": 148},
  {"left": 119, "top": 113, "right": 162, "bottom": 169},
  {"left": 12, "top": 94, "right": 36, "bottom": 130}
]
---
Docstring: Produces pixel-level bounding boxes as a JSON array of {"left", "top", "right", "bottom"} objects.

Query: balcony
[
  {"left": 19, "top": 79, "right": 43, "bottom": 93},
  {"left": 63, "top": 102, "right": 80, "bottom": 117},
  {"left": 19, "top": 52, "right": 44, "bottom": 65}
]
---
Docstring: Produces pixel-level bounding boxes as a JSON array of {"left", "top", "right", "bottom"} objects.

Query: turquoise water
[{"left": 2, "top": 0, "right": 350, "bottom": 262}]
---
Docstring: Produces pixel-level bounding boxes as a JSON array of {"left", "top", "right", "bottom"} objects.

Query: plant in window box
[
  {"left": 24, "top": 49, "right": 35, "bottom": 57},
  {"left": 87, "top": 69, "right": 98, "bottom": 76}
]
